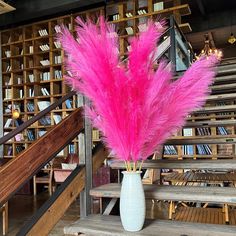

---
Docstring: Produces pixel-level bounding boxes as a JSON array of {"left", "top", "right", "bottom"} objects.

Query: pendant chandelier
[{"left": 196, "top": 34, "right": 222, "bottom": 60}]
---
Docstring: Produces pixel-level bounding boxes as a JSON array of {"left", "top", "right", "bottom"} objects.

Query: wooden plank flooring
[{"left": 174, "top": 206, "right": 236, "bottom": 225}]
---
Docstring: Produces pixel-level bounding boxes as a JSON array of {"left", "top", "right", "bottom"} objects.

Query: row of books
[
  {"left": 39, "top": 116, "right": 51, "bottom": 126},
  {"left": 4, "top": 89, "right": 12, "bottom": 99},
  {"left": 29, "top": 45, "right": 34, "bottom": 54},
  {"left": 40, "top": 59, "right": 50, "bottom": 66},
  {"left": 196, "top": 144, "right": 212, "bottom": 155},
  {"left": 54, "top": 25, "right": 62, "bottom": 33},
  {"left": 16, "top": 145, "right": 25, "bottom": 154},
  {"left": 19, "top": 89, "right": 24, "bottom": 98},
  {"left": 196, "top": 128, "right": 211, "bottom": 136},
  {"left": 40, "top": 71, "right": 50, "bottom": 81},
  {"left": 217, "top": 127, "right": 229, "bottom": 135},
  {"left": 5, "top": 50, "right": 11, "bottom": 57},
  {"left": 41, "top": 87, "right": 50, "bottom": 96},
  {"left": 5, "top": 65, "right": 11, "bottom": 72},
  {"left": 164, "top": 145, "right": 177, "bottom": 155},
  {"left": 182, "top": 145, "right": 194, "bottom": 155},
  {"left": 68, "top": 144, "right": 76, "bottom": 154},
  {"left": 54, "top": 41, "right": 61, "bottom": 49},
  {"left": 39, "top": 44, "right": 50, "bottom": 51},
  {"left": 17, "top": 77, "right": 23, "bottom": 84},
  {"left": 27, "top": 130, "right": 35, "bottom": 141},
  {"left": 27, "top": 102, "right": 35, "bottom": 112},
  {"left": 28, "top": 74, "right": 34, "bottom": 82},
  {"left": 54, "top": 55, "right": 62, "bottom": 64},
  {"left": 38, "top": 29, "right": 48, "bottom": 36},
  {"left": 28, "top": 88, "right": 34, "bottom": 97},
  {"left": 54, "top": 70, "right": 62, "bottom": 79}
]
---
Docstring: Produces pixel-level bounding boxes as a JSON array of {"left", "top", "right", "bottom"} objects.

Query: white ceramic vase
[{"left": 120, "top": 171, "right": 145, "bottom": 232}]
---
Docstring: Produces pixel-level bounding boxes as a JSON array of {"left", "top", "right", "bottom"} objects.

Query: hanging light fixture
[
  {"left": 228, "top": 33, "right": 236, "bottom": 44},
  {"left": 228, "top": 9, "right": 235, "bottom": 44},
  {"left": 196, "top": 34, "right": 222, "bottom": 60}
]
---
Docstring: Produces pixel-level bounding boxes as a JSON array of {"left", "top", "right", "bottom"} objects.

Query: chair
[
  {"left": 33, "top": 162, "right": 53, "bottom": 196},
  {"left": 0, "top": 202, "right": 8, "bottom": 236}
]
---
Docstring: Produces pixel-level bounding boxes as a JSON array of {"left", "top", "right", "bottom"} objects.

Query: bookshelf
[
  {"left": 2, "top": 0, "right": 233, "bottom": 163},
  {"left": 0, "top": 8, "right": 104, "bottom": 159}
]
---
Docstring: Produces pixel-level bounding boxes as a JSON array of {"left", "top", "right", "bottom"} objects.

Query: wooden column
[
  {"left": 169, "top": 16, "right": 177, "bottom": 72},
  {"left": 0, "top": 33, "right": 3, "bottom": 157},
  {"left": 79, "top": 95, "right": 93, "bottom": 217}
]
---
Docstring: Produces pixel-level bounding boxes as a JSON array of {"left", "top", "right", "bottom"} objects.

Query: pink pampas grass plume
[{"left": 60, "top": 16, "right": 218, "bottom": 165}]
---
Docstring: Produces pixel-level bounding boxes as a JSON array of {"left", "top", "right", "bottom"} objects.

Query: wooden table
[{"left": 164, "top": 171, "right": 236, "bottom": 186}]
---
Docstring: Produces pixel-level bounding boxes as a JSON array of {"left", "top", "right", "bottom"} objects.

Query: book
[
  {"left": 37, "top": 101, "right": 51, "bottom": 111},
  {"left": 15, "top": 118, "right": 24, "bottom": 127},
  {"left": 182, "top": 128, "right": 194, "bottom": 155},
  {"left": 15, "top": 133, "right": 24, "bottom": 141},
  {"left": 65, "top": 99, "right": 72, "bottom": 109},
  {"left": 41, "top": 88, "right": 50, "bottom": 96},
  {"left": 7, "top": 146, "right": 13, "bottom": 156},
  {"left": 38, "top": 130, "right": 47, "bottom": 137},
  {"left": 4, "top": 118, "right": 13, "bottom": 128},
  {"left": 27, "top": 102, "right": 34, "bottom": 112},
  {"left": 53, "top": 114, "right": 62, "bottom": 124},
  {"left": 154, "top": 2, "right": 164, "bottom": 11},
  {"left": 125, "top": 27, "right": 134, "bottom": 35},
  {"left": 4, "top": 89, "right": 12, "bottom": 99}
]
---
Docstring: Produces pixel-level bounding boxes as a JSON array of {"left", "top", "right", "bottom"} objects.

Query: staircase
[{"left": 63, "top": 58, "right": 236, "bottom": 236}]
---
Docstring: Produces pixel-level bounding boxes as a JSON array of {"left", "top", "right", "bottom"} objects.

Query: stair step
[
  {"left": 90, "top": 183, "right": 236, "bottom": 204},
  {"left": 111, "top": 159, "right": 236, "bottom": 170},
  {"left": 64, "top": 214, "right": 236, "bottom": 236}
]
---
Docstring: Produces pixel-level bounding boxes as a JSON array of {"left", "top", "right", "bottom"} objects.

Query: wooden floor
[{"left": 1, "top": 192, "right": 236, "bottom": 235}]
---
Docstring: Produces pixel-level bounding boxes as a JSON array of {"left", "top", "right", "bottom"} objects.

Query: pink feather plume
[{"left": 60, "top": 16, "right": 218, "bottom": 162}]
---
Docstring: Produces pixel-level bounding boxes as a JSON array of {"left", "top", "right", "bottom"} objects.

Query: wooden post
[
  {"left": 79, "top": 95, "right": 93, "bottom": 217},
  {"left": 0, "top": 33, "right": 3, "bottom": 157},
  {"left": 2, "top": 202, "right": 8, "bottom": 236},
  {"left": 169, "top": 16, "right": 176, "bottom": 72}
]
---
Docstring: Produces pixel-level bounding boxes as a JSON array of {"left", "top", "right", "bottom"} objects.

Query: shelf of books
[
  {"left": 2, "top": 0, "right": 234, "bottom": 162},
  {"left": 1, "top": 8, "right": 105, "bottom": 159}
]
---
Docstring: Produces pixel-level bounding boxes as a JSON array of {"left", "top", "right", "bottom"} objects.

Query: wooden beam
[
  {"left": 0, "top": 108, "right": 84, "bottom": 205},
  {"left": 184, "top": 119, "right": 236, "bottom": 128},
  {"left": 166, "top": 136, "right": 236, "bottom": 145}
]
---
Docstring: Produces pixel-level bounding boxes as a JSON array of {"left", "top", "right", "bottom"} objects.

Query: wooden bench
[
  {"left": 64, "top": 214, "right": 236, "bottom": 236},
  {"left": 90, "top": 183, "right": 236, "bottom": 221},
  {"left": 0, "top": 202, "right": 8, "bottom": 236}
]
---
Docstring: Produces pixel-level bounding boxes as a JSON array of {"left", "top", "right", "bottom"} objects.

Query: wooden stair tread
[
  {"left": 174, "top": 207, "right": 236, "bottom": 225},
  {"left": 90, "top": 183, "right": 236, "bottom": 204},
  {"left": 64, "top": 214, "right": 236, "bottom": 236},
  {"left": 111, "top": 159, "right": 236, "bottom": 170}
]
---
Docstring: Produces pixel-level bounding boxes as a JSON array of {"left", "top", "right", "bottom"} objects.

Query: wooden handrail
[
  {"left": 0, "top": 90, "right": 76, "bottom": 145},
  {"left": 0, "top": 108, "right": 84, "bottom": 205},
  {"left": 17, "top": 142, "right": 108, "bottom": 236}
]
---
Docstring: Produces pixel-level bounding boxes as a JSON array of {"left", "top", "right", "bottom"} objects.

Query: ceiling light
[{"left": 228, "top": 33, "right": 236, "bottom": 44}]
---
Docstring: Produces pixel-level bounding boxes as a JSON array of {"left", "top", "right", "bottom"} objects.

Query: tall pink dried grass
[{"left": 60, "top": 17, "right": 217, "bottom": 164}]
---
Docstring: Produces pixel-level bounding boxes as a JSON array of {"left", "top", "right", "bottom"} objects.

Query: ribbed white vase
[{"left": 120, "top": 171, "right": 146, "bottom": 232}]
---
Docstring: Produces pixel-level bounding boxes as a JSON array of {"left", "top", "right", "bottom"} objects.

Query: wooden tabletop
[{"left": 164, "top": 171, "right": 236, "bottom": 183}]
